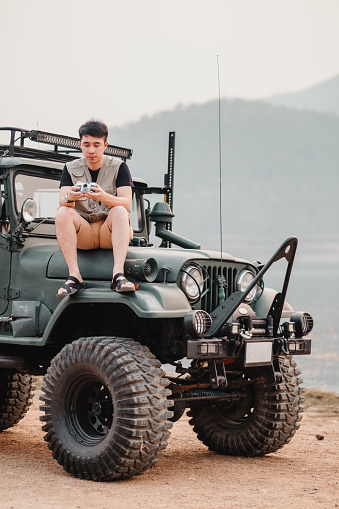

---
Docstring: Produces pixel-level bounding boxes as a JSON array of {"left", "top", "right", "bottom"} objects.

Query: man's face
[{"left": 79, "top": 135, "right": 108, "bottom": 170}]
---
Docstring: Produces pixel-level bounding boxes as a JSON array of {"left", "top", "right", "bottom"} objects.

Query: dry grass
[{"left": 303, "top": 388, "right": 339, "bottom": 408}]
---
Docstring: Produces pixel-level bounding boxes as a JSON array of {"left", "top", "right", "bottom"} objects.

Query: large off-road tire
[
  {"left": 0, "top": 371, "right": 35, "bottom": 432},
  {"left": 40, "top": 337, "right": 173, "bottom": 481},
  {"left": 187, "top": 356, "right": 304, "bottom": 456}
]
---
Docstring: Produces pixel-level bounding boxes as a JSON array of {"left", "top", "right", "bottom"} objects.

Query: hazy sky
[{"left": 1, "top": 0, "right": 339, "bottom": 137}]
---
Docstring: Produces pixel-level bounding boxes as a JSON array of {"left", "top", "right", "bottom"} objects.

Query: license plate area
[{"left": 244, "top": 339, "right": 273, "bottom": 367}]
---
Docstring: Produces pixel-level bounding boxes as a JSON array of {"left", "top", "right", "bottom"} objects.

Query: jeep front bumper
[{"left": 186, "top": 336, "right": 312, "bottom": 362}]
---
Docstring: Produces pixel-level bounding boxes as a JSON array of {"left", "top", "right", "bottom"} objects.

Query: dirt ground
[{"left": 0, "top": 389, "right": 338, "bottom": 509}]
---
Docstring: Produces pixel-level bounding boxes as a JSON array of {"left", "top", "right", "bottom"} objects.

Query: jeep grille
[{"left": 200, "top": 263, "right": 238, "bottom": 313}]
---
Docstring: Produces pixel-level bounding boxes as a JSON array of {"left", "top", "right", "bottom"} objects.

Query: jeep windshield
[{"left": 15, "top": 172, "right": 60, "bottom": 219}]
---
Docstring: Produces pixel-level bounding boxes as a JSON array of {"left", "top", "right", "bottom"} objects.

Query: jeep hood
[{"left": 20, "top": 244, "right": 250, "bottom": 283}]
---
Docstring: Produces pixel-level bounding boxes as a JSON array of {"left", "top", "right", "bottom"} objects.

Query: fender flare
[
  {"left": 252, "top": 287, "right": 295, "bottom": 319},
  {"left": 40, "top": 283, "right": 192, "bottom": 346}
]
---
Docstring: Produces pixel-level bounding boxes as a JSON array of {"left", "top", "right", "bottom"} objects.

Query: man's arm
[
  {"left": 115, "top": 185, "right": 132, "bottom": 210},
  {"left": 58, "top": 165, "right": 81, "bottom": 208},
  {"left": 59, "top": 186, "right": 80, "bottom": 208}
]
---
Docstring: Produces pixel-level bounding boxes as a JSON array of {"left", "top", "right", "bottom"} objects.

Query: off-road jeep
[{"left": 0, "top": 127, "right": 313, "bottom": 481}]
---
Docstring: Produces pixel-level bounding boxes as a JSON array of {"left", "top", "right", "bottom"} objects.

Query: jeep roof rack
[{"left": 0, "top": 127, "right": 133, "bottom": 163}]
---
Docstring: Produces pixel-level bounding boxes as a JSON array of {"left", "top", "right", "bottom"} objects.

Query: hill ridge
[
  {"left": 109, "top": 98, "right": 339, "bottom": 243},
  {"left": 265, "top": 73, "right": 339, "bottom": 116}
]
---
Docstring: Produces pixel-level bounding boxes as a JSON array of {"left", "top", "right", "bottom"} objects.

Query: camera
[{"left": 75, "top": 182, "right": 96, "bottom": 193}]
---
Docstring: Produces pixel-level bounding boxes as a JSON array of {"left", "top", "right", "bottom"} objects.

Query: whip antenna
[{"left": 217, "top": 55, "right": 225, "bottom": 304}]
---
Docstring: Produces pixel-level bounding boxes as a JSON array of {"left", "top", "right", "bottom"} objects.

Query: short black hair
[{"left": 78, "top": 119, "right": 108, "bottom": 141}]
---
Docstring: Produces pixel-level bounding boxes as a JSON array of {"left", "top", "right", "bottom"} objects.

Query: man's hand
[
  {"left": 83, "top": 183, "right": 106, "bottom": 202},
  {"left": 66, "top": 184, "right": 86, "bottom": 202},
  {"left": 84, "top": 184, "right": 132, "bottom": 211},
  {"left": 67, "top": 183, "right": 97, "bottom": 202}
]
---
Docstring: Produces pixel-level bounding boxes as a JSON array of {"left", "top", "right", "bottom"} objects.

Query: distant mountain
[
  {"left": 109, "top": 99, "right": 339, "bottom": 248},
  {"left": 265, "top": 74, "right": 339, "bottom": 116}
]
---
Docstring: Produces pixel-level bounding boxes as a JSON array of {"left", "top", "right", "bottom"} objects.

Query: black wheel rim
[
  {"left": 65, "top": 375, "right": 114, "bottom": 445},
  {"left": 213, "top": 385, "right": 255, "bottom": 427}
]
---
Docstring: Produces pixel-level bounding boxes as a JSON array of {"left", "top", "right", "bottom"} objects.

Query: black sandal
[
  {"left": 56, "top": 276, "right": 86, "bottom": 298},
  {"left": 110, "top": 273, "right": 135, "bottom": 293}
]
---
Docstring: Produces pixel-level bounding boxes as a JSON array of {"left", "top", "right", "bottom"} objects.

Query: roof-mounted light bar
[{"left": 28, "top": 130, "right": 133, "bottom": 160}]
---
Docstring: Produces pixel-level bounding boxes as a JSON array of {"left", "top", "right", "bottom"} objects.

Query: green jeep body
[{"left": 0, "top": 128, "right": 313, "bottom": 481}]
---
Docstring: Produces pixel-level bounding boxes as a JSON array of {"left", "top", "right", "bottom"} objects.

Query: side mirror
[{"left": 20, "top": 198, "right": 37, "bottom": 224}]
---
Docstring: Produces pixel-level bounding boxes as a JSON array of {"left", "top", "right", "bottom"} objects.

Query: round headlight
[
  {"left": 181, "top": 264, "right": 204, "bottom": 301},
  {"left": 237, "top": 269, "right": 258, "bottom": 302}
]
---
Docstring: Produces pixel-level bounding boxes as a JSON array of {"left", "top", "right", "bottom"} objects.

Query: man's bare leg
[
  {"left": 107, "top": 206, "right": 135, "bottom": 290},
  {"left": 55, "top": 207, "right": 83, "bottom": 296}
]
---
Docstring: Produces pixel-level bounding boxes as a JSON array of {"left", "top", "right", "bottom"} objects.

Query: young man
[{"left": 55, "top": 119, "right": 135, "bottom": 297}]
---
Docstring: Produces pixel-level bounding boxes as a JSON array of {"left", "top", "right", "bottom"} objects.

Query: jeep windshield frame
[{"left": 12, "top": 169, "right": 144, "bottom": 233}]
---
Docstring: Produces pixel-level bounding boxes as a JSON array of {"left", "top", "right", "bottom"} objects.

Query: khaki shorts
[
  {"left": 77, "top": 217, "right": 112, "bottom": 250},
  {"left": 76, "top": 216, "right": 134, "bottom": 250}
]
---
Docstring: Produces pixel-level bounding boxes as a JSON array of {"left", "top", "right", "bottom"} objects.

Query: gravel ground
[{"left": 0, "top": 390, "right": 338, "bottom": 509}]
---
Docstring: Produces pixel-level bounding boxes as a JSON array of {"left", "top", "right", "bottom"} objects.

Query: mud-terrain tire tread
[
  {"left": 187, "top": 356, "right": 304, "bottom": 457},
  {"left": 40, "top": 336, "right": 173, "bottom": 481},
  {"left": 0, "top": 371, "right": 35, "bottom": 432}
]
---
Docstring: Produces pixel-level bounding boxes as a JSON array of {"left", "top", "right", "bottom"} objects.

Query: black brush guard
[
  {"left": 186, "top": 236, "right": 313, "bottom": 361},
  {"left": 184, "top": 236, "right": 311, "bottom": 389},
  {"left": 205, "top": 236, "right": 298, "bottom": 339}
]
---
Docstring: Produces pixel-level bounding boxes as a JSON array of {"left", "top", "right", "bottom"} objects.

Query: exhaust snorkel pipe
[{"left": 149, "top": 202, "right": 200, "bottom": 249}]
